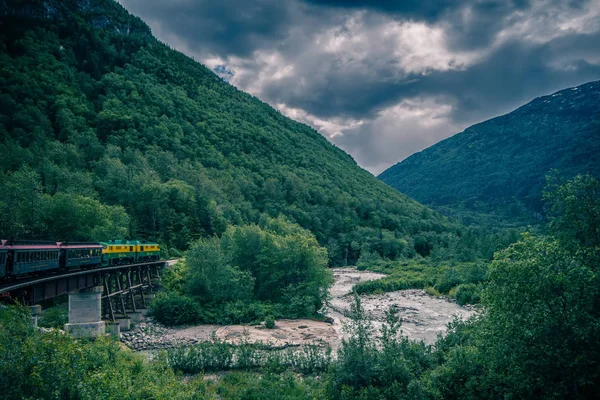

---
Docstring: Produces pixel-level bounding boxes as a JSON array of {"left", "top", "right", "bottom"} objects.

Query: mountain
[
  {"left": 379, "top": 81, "right": 600, "bottom": 226},
  {"left": 0, "top": 0, "right": 456, "bottom": 265}
]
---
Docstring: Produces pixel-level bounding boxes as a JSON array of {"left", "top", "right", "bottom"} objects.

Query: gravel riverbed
[{"left": 120, "top": 268, "right": 474, "bottom": 351}]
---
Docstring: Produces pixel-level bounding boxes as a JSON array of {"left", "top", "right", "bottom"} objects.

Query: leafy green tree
[{"left": 479, "top": 234, "right": 599, "bottom": 398}]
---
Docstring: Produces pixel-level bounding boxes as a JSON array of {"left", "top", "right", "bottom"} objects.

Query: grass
[{"left": 354, "top": 259, "right": 488, "bottom": 305}]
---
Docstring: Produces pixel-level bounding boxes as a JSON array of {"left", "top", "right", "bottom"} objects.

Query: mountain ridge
[
  {"left": 0, "top": 0, "right": 456, "bottom": 264},
  {"left": 379, "top": 80, "right": 600, "bottom": 225}
]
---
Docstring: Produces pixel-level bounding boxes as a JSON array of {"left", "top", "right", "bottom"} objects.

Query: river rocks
[{"left": 119, "top": 320, "right": 200, "bottom": 351}]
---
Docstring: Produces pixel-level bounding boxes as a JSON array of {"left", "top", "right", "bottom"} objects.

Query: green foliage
[
  {"left": 380, "top": 81, "right": 600, "bottom": 227},
  {"left": 0, "top": 305, "right": 216, "bottom": 400},
  {"left": 544, "top": 171, "right": 600, "bottom": 252},
  {"left": 166, "top": 334, "right": 331, "bottom": 375},
  {"left": 451, "top": 283, "right": 480, "bottom": 306},
  {"left": 216, "top": 372, "right": 325, "bottom": 400},
  {"left": 412, "top": 174, "right": 600, "bottom": 399},
  {"left": 3, "top": 173, "right": 600, "bottom": 400},
  {"left": 264, "top": 316, "right": 276, "bottom": 329},
  {"left": 148, "top": 292, "right": 201, "bottom": 326},
  {"left": 354, "top": 260, "right": 488, "bottom": 302},
  {"left": 326, "top": 296, "right": 434, "bottom": 399},
  {"left": 37, "top": 303, "right": 68, "bottom": 329},
  {"left": 0, "top": 0, "right": 457, "bottom": 262},
  {"left": 478, "top": 234, "right": 599, "bottom": 398},
  {"left": 153, "top": 218, "right": 333, "bottom": 325}
]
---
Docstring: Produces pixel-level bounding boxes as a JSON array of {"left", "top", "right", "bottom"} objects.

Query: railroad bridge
[{"left": 0, "top": 260, "right": 168, "bottom": 337}]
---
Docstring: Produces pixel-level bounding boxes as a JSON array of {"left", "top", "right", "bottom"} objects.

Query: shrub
[
  {"left": 424, "top": 286, "right": 440, "bottom": 297},
  {"left": 434, "top": 268, "right": 463, "bottom": 294},
  {"left": 38, "top": 303, "right": 68, "bottom": 329},
  {"left": 0, "top": 306, "right": 213, "bottom": 399},
  {"left": 454, "top": 283, "right": 481, "bottom": 306},
  {"left": 167, "top": 336, "right": 234, "bottom": 373},
  {"left": 356, "top": 250, "right": 382, "bottom": 270},
  {"left": 354, "top": 276, "right": 430, "bottom": 295},
  {"left": 149, "top": 292, "right": 200, "bottom": 326},
  {"left": 264, "top": 316, "right": 276, "bottom": 329}
]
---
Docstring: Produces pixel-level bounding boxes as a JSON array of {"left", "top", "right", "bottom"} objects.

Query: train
[{"left": 0, "top": 239, "right": 160, "bottom": 281}]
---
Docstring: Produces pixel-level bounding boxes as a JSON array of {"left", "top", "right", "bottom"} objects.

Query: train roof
[
  {"left": 58, "top": 242, "right": 103, "bottom": 249},
  {"left": 1, "top": 239, "right": 60, "bottom": 249},
  {"left": 3, "top": 244, "right": 61, "bottom": 250},
  {"left": 100, "top": 240, "right": 159, "bottom": 246},
  {"left": 1, "top": 239, "right": 101, "bottom": 250},
  {"left": 101, "top": 240, "right": 139, "bottom": 245}
]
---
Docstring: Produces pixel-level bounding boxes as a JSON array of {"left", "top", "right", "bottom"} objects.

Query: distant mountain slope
[
  {"left": 0, "top": 0, "right": 456, "bottom": 265},
  {"left": 379, "top": 81, "right": 600, "bottom": 226}
]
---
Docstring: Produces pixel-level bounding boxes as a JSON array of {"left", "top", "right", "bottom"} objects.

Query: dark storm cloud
[
  {"left": 303, "top": 0, "right": 462, "bottom": 21},
  {"left": 331, "top": 33, "right": 600, "bottom": 172},
  {"left": 118, "top": 0, "right": 600, "bottom": 173},
  {"left": 120, "top": 0, "right": 296, "bottom": 57}
]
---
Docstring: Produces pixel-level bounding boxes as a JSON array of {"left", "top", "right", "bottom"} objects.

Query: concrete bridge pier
[
  {"left": 30, "top": 305, "right": 41, "bottom": 327},
  {"left": 64, "top": 286, "right": 105, "bottom": 338}
]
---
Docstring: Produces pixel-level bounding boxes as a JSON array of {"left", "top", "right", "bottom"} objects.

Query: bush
[
  {"left": 354, "top": 276, "right": 430, "bottom": 295},
  {"left": 149, "top": 292, "right": 201, "bottom": 326},
  {"left": 453, "top": 283, "right": 481, "bottom": 305},
  {"left": 435, "top": 268, "right": 463, "bottom": 294},
  {"left": 38, "top": 303, "right": 68, "bottom": 329},
  {"left": 218, "top": 300, "right": 273, "bottom": 324},
  {"left": 356, "top": 250, "right": 382, "bottom": 270},
  {"left": 167, "top": 335, "right": 234, "bottom": 373},
  {"left": 424, "top": 286, "right": 441, "bottom": 297},
  {"left": 264, "top": 316, "right": 276, "bottom": 329},
  {"left": 0, "top": 306, "right": 213, "bottom": 399}
]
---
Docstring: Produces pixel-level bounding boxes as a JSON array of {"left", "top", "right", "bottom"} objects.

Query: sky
[{"left": 119, "top": 0, "right": 600, "bottom": 174}]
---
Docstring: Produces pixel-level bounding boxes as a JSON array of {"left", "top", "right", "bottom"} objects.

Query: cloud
[
  {"left": 332, "top": 97, "right": 461, "bottom": 174},
  {"left": 119, "top": 0, "right": 600, "bottom": 174}
]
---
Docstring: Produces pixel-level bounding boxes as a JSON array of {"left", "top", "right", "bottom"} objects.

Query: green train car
[{"left": 100, "top": 240, "right": 160, "bottom": 266}]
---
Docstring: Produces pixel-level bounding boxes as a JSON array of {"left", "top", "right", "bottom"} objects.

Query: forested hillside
[
  {"left": 380, "top": 81, "right": 600, "bottom": 226},
  {"left": 0, "top": 0, "right": 457, "bottom": 264}
]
